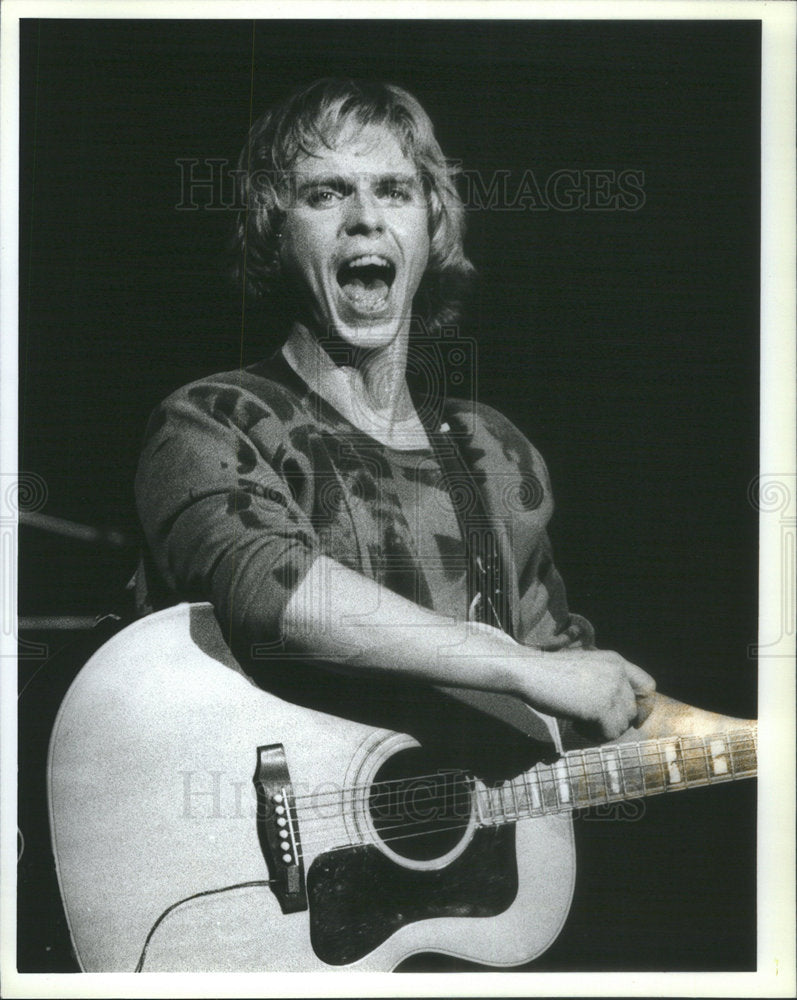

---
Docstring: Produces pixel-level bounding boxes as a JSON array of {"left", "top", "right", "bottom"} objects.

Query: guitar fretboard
[{"left": 474, "top": 726, "right": 757, "bottom": 825}]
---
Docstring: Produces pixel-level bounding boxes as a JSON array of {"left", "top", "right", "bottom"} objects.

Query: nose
[{"left": 344, "top": 186, "right": 385, "bottom": 235}]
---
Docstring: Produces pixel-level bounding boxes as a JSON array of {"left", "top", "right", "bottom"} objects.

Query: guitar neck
[{"left": 475, "top": 724, "right": 758, "bottom": 825}]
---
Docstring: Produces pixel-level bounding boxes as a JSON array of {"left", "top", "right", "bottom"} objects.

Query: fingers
[
  {"left": 623, "top": 659, "right": 656, "bottom": 730},
  {"left": 532, "top": 648, "right": 658, "bottom": 743},
  {"left": 632, "top": 692, "right": 655, "bottom": 728},
  {"left": 606, "top": 657, "right": 656, "bottom": 738},
  {"left": 624, "top": 660, "right": 657, "bottom": 697}
]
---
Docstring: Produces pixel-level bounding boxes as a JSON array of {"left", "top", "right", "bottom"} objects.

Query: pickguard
[{"left": 307, "top": 827, "right": 517, "bottom": 966}]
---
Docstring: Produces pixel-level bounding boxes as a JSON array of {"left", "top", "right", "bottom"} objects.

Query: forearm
[
  {"left": 280, "top": 555, "right": 533, "bottom": 697},
  {"left": 614, "top": 692, "right": 753, "bottom": 744},
  {"left": 280, "top": 557, "right": 658, "bottom": 744}
]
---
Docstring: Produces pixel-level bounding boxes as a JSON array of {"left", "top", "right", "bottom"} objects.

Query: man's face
[{"left": 278, "top": 122, "right": 431, "bottom": 351}]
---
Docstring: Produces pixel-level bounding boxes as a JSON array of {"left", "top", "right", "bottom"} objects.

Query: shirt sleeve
[
  {"left": 515, "top": 527, "right": 596, "bottom": 651},
  {"left": 134, "top": 378, "right": 320, "bottom": 649},
  {"left": 463, "top": 400, "right": 596, "bottom": 651}
]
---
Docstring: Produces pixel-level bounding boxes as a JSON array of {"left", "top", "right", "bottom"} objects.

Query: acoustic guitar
[{"left": 47, "top": 602, "right": 757, "bottom": 972}]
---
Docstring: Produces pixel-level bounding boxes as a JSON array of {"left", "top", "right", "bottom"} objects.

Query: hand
[{"left": 521, "top": 648, "right": 657, "bottom": 742}]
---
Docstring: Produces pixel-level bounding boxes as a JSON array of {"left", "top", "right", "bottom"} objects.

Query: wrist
[{"left": 514, "top": 648, "right": 578, "bottom": 717}]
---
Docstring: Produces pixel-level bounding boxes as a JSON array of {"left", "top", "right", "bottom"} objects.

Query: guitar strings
[
  {"left": 296, "top": 819, "right": 481, "bottom": 860},
  {"left": 288, "top": 742, "right": 759, "bottom": 831},
  {"left": 284, "top": 730, "right": 757, "bottom": 820},
  {"left": 287, "top": 770, "right": 759, "bottom": 856},
  {"left": 293, "top": 756, "right": 756, "bottom": 850},
  {"left": 281, "top": 736, "right": 758, "bottom": 859},
  {"left": 293, "top": 753, "right": 759, "bottom": 862},
  {"left": 285, "top": 727, "right": 758, "bottom": 810},
  {"left": 132, "top": 732, "right": 757, "bottom": 971}
]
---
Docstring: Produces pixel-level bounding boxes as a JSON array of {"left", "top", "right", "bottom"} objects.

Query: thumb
[
  {"left": 625, "top": 661, "right": 657, "bottom": 697},
  {"left": 632, "top": 692, "right": 656, "bottom": 728}
]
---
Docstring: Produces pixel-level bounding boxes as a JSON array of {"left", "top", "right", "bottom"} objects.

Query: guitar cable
[{"left": 134, "top": 879, "right": 275, "bottom": 972}]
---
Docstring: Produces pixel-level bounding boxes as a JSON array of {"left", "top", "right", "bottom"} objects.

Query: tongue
[{"left": 340, "top": 276, "right": 390, "bottom": 310}]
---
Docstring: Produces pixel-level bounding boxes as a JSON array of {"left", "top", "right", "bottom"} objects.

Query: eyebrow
[{"left": 295, "top": 172, "right": 420, "bottom": 195}]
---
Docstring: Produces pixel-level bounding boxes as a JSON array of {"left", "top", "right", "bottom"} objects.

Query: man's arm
[
  {"left": 281, "top": 555, "right": 658, "bottom": 742},
  {"left": 613, "top": 692, "right": 752, "bottom": 743}
]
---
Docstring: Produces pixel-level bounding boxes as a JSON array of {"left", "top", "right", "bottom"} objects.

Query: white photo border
[{"left": 1, "top": 2, "right": 794, "bottom": 997}]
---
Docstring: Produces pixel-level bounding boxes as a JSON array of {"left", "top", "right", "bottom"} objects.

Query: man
[
  {"left": 127, "top": 78, "right": 754, "bottom": 971},
  {"left": 137, "top": 78, "right": 736, "bottom": 743}
]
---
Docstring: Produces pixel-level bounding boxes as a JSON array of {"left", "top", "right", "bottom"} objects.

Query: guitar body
[{"left": 48, "top": 603, "right": 576, "bottom": 972}]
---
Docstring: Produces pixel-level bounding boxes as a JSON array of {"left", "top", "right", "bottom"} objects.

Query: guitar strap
[
  {"left": 425, "top": 414, "right": 516, "bottom": 640},
  {"left": 273, "top": 348, "right": 516, "bottom": 638}
]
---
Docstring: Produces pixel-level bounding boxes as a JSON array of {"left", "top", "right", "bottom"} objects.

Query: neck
[
  {"left": 282, "top": 324, "right": 430, "bottom": 450},
  {"left": 478, "top": 723, "right": 758, "bottom": 826}
]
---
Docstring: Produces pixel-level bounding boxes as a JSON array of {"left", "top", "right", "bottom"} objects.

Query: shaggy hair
[{"left": 231, "top": 78, "right": 475, "bottom": 333}]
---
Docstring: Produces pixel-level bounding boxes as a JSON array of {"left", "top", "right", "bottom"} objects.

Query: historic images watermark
[
  {"left": 175, "top": 159, "right": 646, "bottom": 213},
  {"left": 178, "top": 767, "right": 647, "bottom": 829},
  {"left": 1, "top": 472, "right": 49, "bottom": 659},
  {"left": 748, "top": 473, "right": 796, "bottom": 658}
]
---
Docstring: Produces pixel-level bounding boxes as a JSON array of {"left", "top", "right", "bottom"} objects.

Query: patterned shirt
[{"left": 134, "top": 354, "right": 594, "bottom": 655}]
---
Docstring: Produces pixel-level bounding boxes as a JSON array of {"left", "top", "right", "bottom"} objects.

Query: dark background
[{"left": 18, "top": 18, "right": 759, "bottom": 972}]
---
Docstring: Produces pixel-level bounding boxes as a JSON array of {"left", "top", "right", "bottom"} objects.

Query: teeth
[{"left": 346, "top": 254, "right": 391, "bottom": 268}]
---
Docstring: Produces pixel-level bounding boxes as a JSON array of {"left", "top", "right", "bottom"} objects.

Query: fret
[
  {"left": 554, "top": 758, "right": 571, "bottom": 807},
  {"left": 479, "top": 728, "right": 757, "bottom": 833},
  {"left": 728, "top": 728, "right": 757, "bottom": 776},
  {"left": 662, "top": 738, "right": 685, "bottom": 788},
  {"left": 656, "top": 739, "right": 670, "bottom": 791},
  {"left": 618, "top": 747, "right": 629, "bottom": 798},
  {"left": 474, "top": 783, "right": 490, "bottom": 826},
  {"left": 563, "top": 754, "right": 588, "bottom": 809},
  {"left": 578, "top": 752, "right": 592, "bottom": 809},
  {"left": 635, "top": 742, "right": 647, "bottom": 795},
  {"left": 481, "top": 728, "right": 757, "bottom": 832},
  {"left": 509, "top": 776, "right": 521, "bottom": 818},
  {"left": 724, "top": 734, "right": 736, "bottom": 778},
  {"left": 526, "top": 768, "right": 544, "bottom": 814},
  {"left": 639, "top": 741, "right": 667, "bottom": 793},
  {"left": 547, "top": 762, "right": 561, "bottom": 810},
  {"left": 480, "top": 783, "right": 505, "bottom": 827},
  {"left": 547, "top": 761, "right": 561, "bottom": 811},
  {"left": 561, "top": 756, "right": 575, "bottom": 806},
  {"left": 470, "top": 727, "right": 756, "bottom": 836},
  {"left": 539, "top": 762, "right": 560, "bottom": 812},
  {"left": 617, "top": 743, "right": 645, "bottom": 798},
  {"left": 500, "top": 780, "right": 517, "bottom": 821},
  {"left": 705, "top": 734, "right": 731, "bottom": 783},
  {"left": 599, "top": 745, "right": 623, "bottom": 798},
  {"left": 533, "top": 764, "right": 550, "bottom": 812},
  {"left": 489, "top": 785, "right": 506, "bottom": 823},
  {"left": 581, "top": 746, "right": 609, "bottom": 807},
  {"left": 514, "top": 773, "right": 532, "bottom": 818},
  {"left": 681, "top": 735, "right": 711, "bottom": 786}
]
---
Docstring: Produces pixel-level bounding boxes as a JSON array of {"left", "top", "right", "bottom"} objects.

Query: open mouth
[{"left": 337, "top": 254, "right": 396, "bottom": 312}]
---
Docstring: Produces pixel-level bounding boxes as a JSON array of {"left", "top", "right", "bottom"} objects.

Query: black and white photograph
[{"left": 2, "top": 2, "right": 794, "bottom": 996}]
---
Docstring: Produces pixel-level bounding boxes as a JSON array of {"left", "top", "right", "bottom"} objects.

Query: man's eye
[
  {"left": 306, "top": 187, "right": 342, "bottom": 207},
  {"left": 380, "top": 184, "right": 413, "bottom": 204}
]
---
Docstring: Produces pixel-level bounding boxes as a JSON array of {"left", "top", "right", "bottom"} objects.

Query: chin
[
  {"left": 322, "top": 298, "right": 408, "bottom": 353},
  {"left": 330, "top": 320, "right": 403, "bottom": 352}
]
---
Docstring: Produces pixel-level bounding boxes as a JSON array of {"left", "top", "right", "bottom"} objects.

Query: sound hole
[{"left": 368, "top": 747, "right": 473, "bottom": 862}]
